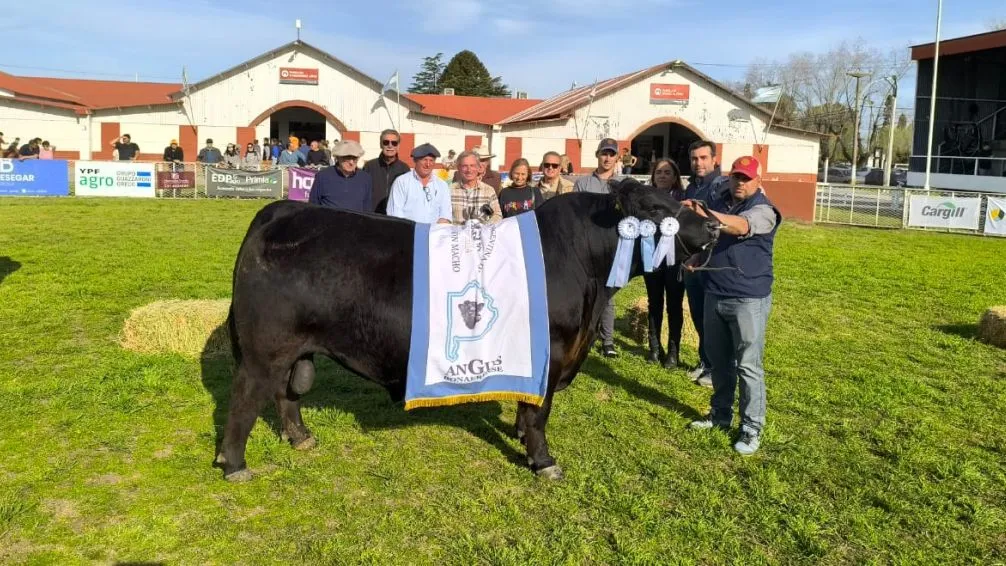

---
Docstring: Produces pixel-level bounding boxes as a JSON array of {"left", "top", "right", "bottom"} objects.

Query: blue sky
[{"left": 1, "top": 0, "right": 1002, "bottom": 110}]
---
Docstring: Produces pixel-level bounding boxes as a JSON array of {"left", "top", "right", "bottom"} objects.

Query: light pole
[
  {"left": 883, "top": 75, "right": 898, "bottom": 187},
  {"left": 923, "top": 0, "right": 944, "bottom": 190},
  {"left": 848, "top": 71, "right": 869, "bottom": 186}
]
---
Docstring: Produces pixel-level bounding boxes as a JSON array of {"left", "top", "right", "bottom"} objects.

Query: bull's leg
[
  {"left": 276, "top": 386, "right": 315, "bottom": 451},
  {"left": 514, "top": 410, "right": 528, "bottom": 444},
  {"left": 216, "top": 361, "right": 270, "bottom": 482},
  {"left": 518, "top": 397, "right": 563, "bottom": 480}
]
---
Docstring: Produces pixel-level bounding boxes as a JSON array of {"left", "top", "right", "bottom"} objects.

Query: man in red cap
[{"left": 682, "top": 155, "right": 781, "bottom": 455}]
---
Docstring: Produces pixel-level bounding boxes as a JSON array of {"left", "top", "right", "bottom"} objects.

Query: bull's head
[{"left": 611, "top": 178, "right": 720, "bottom": 264}]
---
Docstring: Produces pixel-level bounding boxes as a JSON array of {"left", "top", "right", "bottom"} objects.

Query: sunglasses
[
  {"left": 381, "top": 140, "right": 399, "bottom": 147},
  {"left": 542, "top": 163, "right": 561, "bottom": 169}
]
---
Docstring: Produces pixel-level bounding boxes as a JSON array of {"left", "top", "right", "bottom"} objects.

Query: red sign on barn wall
[
  {"left": 279, "top": 67, "right": 319, "bottom": 85},
  {"left": 650, "top": 83, "right": 689, "bottom": 104}
]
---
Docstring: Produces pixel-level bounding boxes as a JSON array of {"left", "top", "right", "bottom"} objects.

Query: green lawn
[{"left": 1, "top": 198, "right": 1004, "bottom": 564}]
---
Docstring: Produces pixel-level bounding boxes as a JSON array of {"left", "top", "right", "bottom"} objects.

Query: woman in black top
[
  {"left": 643, "top": 158, "right": 687, "bottom": 368},
  {"left": 498, "top": 158, "right": 544, "bottom": 218}
]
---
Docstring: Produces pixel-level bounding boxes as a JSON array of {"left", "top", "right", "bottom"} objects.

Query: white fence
[{"left": 816, "top": 183, "right": 1006, "bottom": 236}]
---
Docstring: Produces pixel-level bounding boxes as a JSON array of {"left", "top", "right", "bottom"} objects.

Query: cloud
[
  {"left": 494, "top": 18, "right": 533, "bottom": 35},
  {"left": 415, "top": 0, "right": 483, "bottom": 32}
]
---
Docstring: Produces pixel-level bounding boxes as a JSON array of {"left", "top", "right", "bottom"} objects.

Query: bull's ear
[{"left": 611, "top": 178, "right": 643, "bottom": 216}]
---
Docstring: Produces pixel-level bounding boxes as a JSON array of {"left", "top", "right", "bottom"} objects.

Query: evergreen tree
[
  {"left": 438, "top": 50, "right": 510, "bottom": 97},
  {"left": 408, "top": 53, "right": 445, "bottom": 94}
]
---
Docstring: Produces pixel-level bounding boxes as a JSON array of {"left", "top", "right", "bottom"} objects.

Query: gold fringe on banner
[{"left": 404, "top": 392, "right": 544, "bottom": 411}]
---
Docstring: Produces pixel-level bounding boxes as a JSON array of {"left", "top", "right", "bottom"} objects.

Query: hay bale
[
  {"left": 120, "top": 299, "right": 231, "bottom": 358},
  {"left": 978, "top": 306, "right": 1006, "bottom": 349},
  {"left": 626, "top": 296, "right": 698, "bottom": 350}
]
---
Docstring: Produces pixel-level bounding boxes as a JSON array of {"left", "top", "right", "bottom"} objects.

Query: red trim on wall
[
  {"left": 464, "top": 135, "right": 483, "bottom": 151},
  {"left": 762, "top": 172, "right": 815, "bottom": 183},
  {"left": 752, "top": 144, "right": 769, "bottom": 173},
  {"left": 179, "top": 125, "right": 197, "bottom": 164},
  {"left": 135, "top": 153, "right": 164, "bottom": 162},
  {"left": 53, "top": 150, "right": 80, "bottom": 160},
  {"left": 760, "top": 179, "right": 815, "bottom": 222},
  {"left": 398, "top": 133, "right": 415, "bottom": 167},
  {"left": 504, "top": 137, "right": 522, "bottom": 170},
  {"left": 715, "top": 143, "right": 723, "bottom": 166},
  {"left": 342, "top": 131, "right": 361, "bottom": 142},
  {"left": 236, "top": 127, "right": 256, "bottom": 152},
  {"left": 617, "top": 139, "right": 631, "bottom": 162},
  {"left": 94, "top": 122, "right": 120, "bottom": 160},
  {"left": 564, "top": 138, "right": 581, "bottom": 174}
]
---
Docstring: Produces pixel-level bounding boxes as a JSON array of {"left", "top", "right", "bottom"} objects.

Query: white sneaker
[{"left": 687, "top": 364, "right": 707, "bottom": 379}]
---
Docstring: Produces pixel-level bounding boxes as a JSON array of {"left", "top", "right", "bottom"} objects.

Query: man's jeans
[
  {"left": 704, "top": 294, "right": 772, "bottom": 433},
  {"left": 684, "top": 272, "right": 711, "bottom": 369},
  {"left": 598, "top": 297, "right": 615, "bottom": 346}
]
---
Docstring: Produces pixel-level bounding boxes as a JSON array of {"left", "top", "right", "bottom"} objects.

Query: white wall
[
  {"left": 770, "top": 143, "right": 820, "bottom": 174},
  {"left": 119, "top": 123, "right": 178, "bottom": 155},
  {"left": 0, "top": 102, "right": 87, "bottom": 154}
]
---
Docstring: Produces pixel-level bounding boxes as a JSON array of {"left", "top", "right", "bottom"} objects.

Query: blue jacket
[
  {"left": 308, "top": 167, "right": 373, "bottom": 212},
  {"left": 702, "top": 190, "right": 781, "bottom": 299},
  {"left": 684, "top": 166, "right": 729, "bottom": 203}
]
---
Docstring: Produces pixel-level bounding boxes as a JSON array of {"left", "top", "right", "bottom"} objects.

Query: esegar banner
[
  {"left": 75, "top": 161, "right": 155, "bottom": 197},
  {"left": 0, "top": 159, "right": 69, "bottom": 196}
]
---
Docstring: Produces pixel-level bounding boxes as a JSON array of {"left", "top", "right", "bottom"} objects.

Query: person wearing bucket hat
[
  {"left": 452, "top": 146, "right": 501, "bottom": 195},
  {"left": 683, "top": 155, "right": 781, "bottom": 456},
  {"left": 308, "top": 140, "right": 373, "bottom": 212}
]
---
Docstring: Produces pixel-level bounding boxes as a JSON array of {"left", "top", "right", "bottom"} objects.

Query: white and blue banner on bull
[
  {"left": 907, "top": 195, "right": 981, "bottom": 230},
  {"left": 405, "top": 213, "right": 550, "bottom": 410},
  {"left": 0, "top": 159, "right": 69, "bottom": 196}
]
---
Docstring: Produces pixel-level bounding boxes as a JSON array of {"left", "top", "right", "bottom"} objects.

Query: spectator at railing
[
  {"left": 244, "top": 143, "right": 261, "bottom": 170},
  {"left": 197, "top": 139, "right": 223, "bottom": 164},
  {"left": 4, "top": 137, "right": 20, "bottom": 158},
  {"left": 18, "top": 138, "right": 40, "bottom": 160},
  {"left": 163, "top": 139, "right": 184, "bottom": 170},
  {"left": 38, "top": 141, "right": 54, "bottom": 160},
  {"left": 223, "top": 144, "right": 242, "bottom": 168},
  {"left": 269, "top": 139, "right": 281, "bottom": 164},
  {"left": 277, "top": 143, "right": 304, "bottom": 166},
  {"left": 306, "top": 140, "right": 328, "bottom": 167},
  {"left": 110, "top": 134, "right": 139, "bottom": 161},
  {"left": 320, "top": 140, "right": 332, "bottom": 165},
  {"left": 289, "top": 134, "right": 299, "bottom": 151},
  {"left": 297, "top": 138, "right": 310, "bottom": 163},
  {"left": 261, "top": 138, "right": 271, "bottom": 161}
]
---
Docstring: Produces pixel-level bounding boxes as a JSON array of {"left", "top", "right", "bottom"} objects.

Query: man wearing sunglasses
[
  {"left": 387, "top": 143, "right": 452, "bottom": 225},
  {"left": 536, "top": 151, "right": 574, "bottom": 199},
  {"left": 574, "top": 137, "right": 624, "bottom": 358},
  {"left": 364, "top": 129, "right": 411, "bottom": 214},
  {"left": 683, "top": 156, "right": 781, "bottom": 456}
]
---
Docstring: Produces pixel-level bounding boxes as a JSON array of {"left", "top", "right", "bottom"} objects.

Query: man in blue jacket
[
  {"left": 308, "top": 140, "right": 373, "bottom": 212},
  {"left": 683, "top": 140, "right": 730, "bottom": 387},
  {"left": 684, "top": 156, "right": 781, "bottom": 456}
]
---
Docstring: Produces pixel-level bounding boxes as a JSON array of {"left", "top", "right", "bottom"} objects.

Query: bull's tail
[{"left": 227, "top": 302, "right": 241, "bottom": 365}]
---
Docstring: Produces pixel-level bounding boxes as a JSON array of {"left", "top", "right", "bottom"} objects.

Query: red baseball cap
[{"left": 730, "top": 156, "right": 761, "bottom": 179}]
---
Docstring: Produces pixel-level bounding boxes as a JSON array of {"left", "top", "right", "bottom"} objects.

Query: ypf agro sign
[
  {"left": 908, "top": 196, "right": 980, "bottom": 230},
  {"left": 286, "top": 167, "right": 317, "bottom": 201},
  {"left": 985, "top": 198, "right": 1006, "bottom": 237},
  {"left": 75, "top": 161, "right": 155, "bottom": 197},
  {"left": 206, "top": 168, "right": 282, "bottom": 198},
  {"left": 0, "top": 159, "right": 69, "bottom": 196}
]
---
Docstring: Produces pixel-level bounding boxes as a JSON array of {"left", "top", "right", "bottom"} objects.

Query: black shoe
[
  {"left": 602, "top": 344, "right": 618, "bottom": 358},
  {"left": 662, "top": 343, "right": 679, "bottom": 369}
]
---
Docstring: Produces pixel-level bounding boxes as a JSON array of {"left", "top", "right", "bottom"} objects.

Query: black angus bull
[{"left": 217, "top": 179, "right": 720, "bottom": 481}]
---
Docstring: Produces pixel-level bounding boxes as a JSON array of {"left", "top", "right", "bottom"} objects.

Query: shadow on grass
[
  {"left": 934, "top": 323, "right": 979, "bottom": 340},
  {"left": 199, "top": 325, "right": 526, "bottom": 471},
  {"left": 0, "top": 256, "right": 21, "bottom": 285},
  {"left": 579, "top": 354, "right": 704, "bottom": 422}
]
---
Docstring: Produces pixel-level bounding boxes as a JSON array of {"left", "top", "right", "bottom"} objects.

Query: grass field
[{"left": 1, "top": 198, "right": 1005, "bottom": 564}]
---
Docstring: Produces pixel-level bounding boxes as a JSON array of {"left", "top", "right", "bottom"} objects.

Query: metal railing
[{"left": 911, "top": 154, "right": 1006, "bottom": 177}]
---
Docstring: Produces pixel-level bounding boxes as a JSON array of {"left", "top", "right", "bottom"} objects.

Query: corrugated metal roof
[
  {"left": 405, "top": 94, "right": 541, "bottom": 125},
  {"left": 28, "top": 77, "right": 178, "bottom": 109}
]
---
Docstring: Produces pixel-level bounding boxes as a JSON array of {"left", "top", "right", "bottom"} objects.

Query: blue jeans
[
  {"left": 704, "top": 294, "right": 772, "bottom": 433},
  {"left": 684, "top": 272, "right": 710, "bottom": 368}
]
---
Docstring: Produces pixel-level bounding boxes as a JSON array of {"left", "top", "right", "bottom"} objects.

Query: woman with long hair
[
  {"left": 643, "top": 157, "right": 687, "bottom": 368},
  {"left": 498, "top": 158, "right": 544, "bottom": 218},
  {"left": 243, "top": 142, "right": 261, "bottom": 170}
]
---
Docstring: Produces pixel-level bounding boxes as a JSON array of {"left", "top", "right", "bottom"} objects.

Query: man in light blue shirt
[{"left": 386, "top": 143, "right": 452, "bottom": 224}]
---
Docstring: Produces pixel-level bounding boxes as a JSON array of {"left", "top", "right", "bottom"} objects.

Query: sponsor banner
[
  {"left": 985, "top": 197, "right": 1006, "bottom": 236},
  {"left": 908, "top": 195, "right": 981, "bottom": 230},
  {"left": 286, "top": 167, "right": 317, "bottom": 201},
  {"left": 206, "top": 167, "right": 281, "bottom": 198},
  {"left": 650, "top": 83, "right": 690, "bottom": 105},
  {"left": 279, "top": 67, "right": 319, "bottom": 85},
  {"left": 156, "top": 171, "right": 195, "bottom": 190},
  {"left": 0, "top": 159, "right": 69, "bottom": 196},
  {"left": 75, "top": 161, "right": 155, "bottom": 197}
]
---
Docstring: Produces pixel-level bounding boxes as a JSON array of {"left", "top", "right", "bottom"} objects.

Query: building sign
[
  {"left": 907, "top": 195, "right": 981, "bottom": 230},
  {"left": 156, "top": 171, "right": 195, "bottom": 190},
  {"left": 650, "top": 83, "right": 689, "bottom": 105},
  {"left": 75, "top": 161, "right": 155, "bottom": 197},
  {"left": 0, "top": 159, "right": 69, "bottom": 196},
  {"left": 279, "top": 67, "right": 319, "bottom": 85},
  {"left": 206, "top": 168, "right": 282, "bottom": 198},
  {"left": 985, "top": 197, "right": 1006, "bottom": 236},
  {"left": 286, "top": 167, "right": 317, "bottom": 201}
]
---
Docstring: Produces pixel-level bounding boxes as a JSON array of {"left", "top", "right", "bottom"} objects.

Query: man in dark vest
[{"left": 683, "top": 155, "right": 781, "bottom": 455}]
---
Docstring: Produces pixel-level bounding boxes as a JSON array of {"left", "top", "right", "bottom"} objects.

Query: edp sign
[
  {"left": 907, "top": 195, "right": 981, "bottom": 230},
  {"left": 206, "top": 168, "right": 282, "bottom": 198}
]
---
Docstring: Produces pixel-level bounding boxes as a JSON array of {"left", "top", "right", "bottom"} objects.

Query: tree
[
  {"left": 987, "top": 18, "right": 1006, "bottom": 31},
  {"left": 438, "top": 50, "right": 510, "bottom": 97},
  {"left": 408, "top": 53, "right": 445, "bottom": 94}
]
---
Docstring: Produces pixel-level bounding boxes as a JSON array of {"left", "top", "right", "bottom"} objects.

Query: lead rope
[{"left": 673, "top": 201, "right": 745, "bottom": 282}]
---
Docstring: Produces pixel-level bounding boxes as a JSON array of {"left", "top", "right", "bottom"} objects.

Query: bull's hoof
[
  {"left": 224, "top": 468, "right": 253, "bottom": 482},
  {"left": 535, "top": 465, "right": 565, "bottom": 481},
  {"left": 293, "top": 436, "right": 317, "bottom": 451}
]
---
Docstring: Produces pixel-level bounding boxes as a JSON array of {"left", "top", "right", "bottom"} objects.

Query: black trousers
[{"left": 643, "top": 263, "right": 686, "bottom": 353}]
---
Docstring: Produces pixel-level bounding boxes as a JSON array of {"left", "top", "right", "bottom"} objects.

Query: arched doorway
[
  {"left": 248, "top": 100, "right": 346, "bottom": 144},
  {"left": 628, "top": 118, "right": 704, "bottom": 176}
]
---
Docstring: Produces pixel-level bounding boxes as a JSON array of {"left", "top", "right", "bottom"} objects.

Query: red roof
[
  {"left": 0, "top": 71, "right": 179, "bottom": 114},
  {"left": 405, "top": 94, "right": 541, "bottom": 125},
  {"left": 911, "top": 28, "right": 1006, "bottom": 60}
]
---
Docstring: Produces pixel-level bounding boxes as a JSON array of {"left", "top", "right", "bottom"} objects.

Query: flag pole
[{"left": 397, "top": 73, "right": 401, "bottom": 132}]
